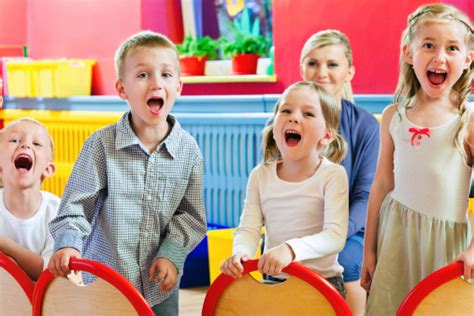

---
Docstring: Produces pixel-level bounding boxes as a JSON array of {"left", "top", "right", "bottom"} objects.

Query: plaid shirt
[{"left": 49, "top": 111, "right": 207, "bottom": 306}]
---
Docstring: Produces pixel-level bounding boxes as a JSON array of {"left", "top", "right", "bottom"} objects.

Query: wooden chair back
[
  {"left": 0, "top": 251, "right": 34, "bottom": 316},
  {"left": 202, "top": 259, "right": 351, "bottom": 316},
  {"left": 32, "top": 257, "right": 153, "bottom": 316},
  {"left": 397, "top": 262, "right": 474, "bottom": 315}
]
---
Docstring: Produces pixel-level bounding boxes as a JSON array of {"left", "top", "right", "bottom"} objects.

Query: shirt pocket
[{"left": 163, "top": 177, "right": 188, "bottom": 203}]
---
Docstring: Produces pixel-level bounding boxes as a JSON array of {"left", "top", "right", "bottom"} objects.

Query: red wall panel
[{"left": 1, "top": 0, "right": 472, "bottom": 96}]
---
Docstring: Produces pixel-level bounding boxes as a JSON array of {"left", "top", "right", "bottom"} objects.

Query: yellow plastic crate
[
  {"left": 1, "top": 109, "right": 122, "bottom": 196},
  {"left": 6, "top": 59, "right": 95, "bottom": 97},
  {"left": 207, "top": 228, "right": 263, "bottom": 283}
]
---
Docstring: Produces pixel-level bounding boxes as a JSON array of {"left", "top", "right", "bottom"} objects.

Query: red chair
[
  {"left": 0, "top": 251, "right": 34, "bottom": 315},
  {"left": 202, "top": 259, "right": 351, "bottom": 315},
  {"left": 33, "top": 257, "right": 153, "bottom": 316},
  {"left": 397, "top": 261, "right": 474, "bottom": 315}
]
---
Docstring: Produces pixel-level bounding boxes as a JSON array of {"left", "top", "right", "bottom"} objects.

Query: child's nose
[
  {"left": 433, "top": 49, "right": 447, "bottom": 64},
  {"left": 150, "top": 75, "right": 164, "bottom": 90},
  {"left": 289, "top": 114, "right": 300, "bottom": 123},
  {"left": 20, "top": 144, "right": 31, "bottom": 149}
]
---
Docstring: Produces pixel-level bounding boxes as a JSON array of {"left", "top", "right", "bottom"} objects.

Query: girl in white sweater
[{"left": 220, "top": 81, "right": 349, "bottom": 296}]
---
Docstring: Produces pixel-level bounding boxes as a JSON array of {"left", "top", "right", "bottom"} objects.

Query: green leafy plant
[
  {"left": 176, "top": 36, "right": 220, "bottom": 60},
  {"left": 220, "top": 34, "right": 269, "bottom": 57}
]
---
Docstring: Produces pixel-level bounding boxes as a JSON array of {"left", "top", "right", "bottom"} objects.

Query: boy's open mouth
[
  {"left": 14, "top": 153, "right": 33, "bottom": 171},
  {"left": 427, "top": 70, "right": 447, "bottom": 86},
  {"left": 147, "top": 97, "right": 164, "bottom": 114},
  {"left": 285, "top": 130, "right": 301, "bottom": 147}
]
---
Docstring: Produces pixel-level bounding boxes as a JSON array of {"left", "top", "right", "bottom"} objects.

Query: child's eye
[
  {"left": 422, "top": 43, "right": 434, "bottom": 49},
  {"left": 307, "top": 60, "right": 317, "bottom": 67},
  {"left": 328, "top": 63, "right": 339, "bottom": 68},
  {"left": 137, "top": 72, "right": 148, "bottom": 79},
  {"left": 162, "top": 72, "right": 173, "bottom": 78},
  {"left": 280, "top": 109, "right": 291, "bottom": 114},
  {"left": 8, "top": 139, "right": 18, "bottom": 143},
  {"left": 33, "top": 142, "right": 43, "bottom": 147},
  {"left": 447, "top": 45, "right": 459, "bottom": 52},
  {"left": 304, "top": 112, "right": 315, "bottom": 117}
]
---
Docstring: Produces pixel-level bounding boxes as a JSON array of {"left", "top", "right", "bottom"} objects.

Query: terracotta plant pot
[
  {"left": 231, "top": 54, "right": 259, "bottom": 75},
  {"left": 179, "top": 56, "right": 207, "bottom": 76}
]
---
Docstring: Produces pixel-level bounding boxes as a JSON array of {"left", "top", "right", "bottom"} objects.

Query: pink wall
[
  {"left": 0, "top": 0, "right": 27, "bottom": 45},
  {"left": 1, "top": 0, "right": 472, "bottom": 96}
]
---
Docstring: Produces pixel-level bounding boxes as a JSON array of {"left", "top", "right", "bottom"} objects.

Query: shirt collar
[{"left": 115, "top": 111, "right": 182, "bottom": 159}]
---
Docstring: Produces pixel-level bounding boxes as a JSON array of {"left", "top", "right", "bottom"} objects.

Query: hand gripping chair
[
  {"left": 0, "top": 251, "right": 35, "bottom": 315},
  {"left": 32, "top": 257, "right": 154, "bottom": 316},
  {"left": 397, "top": 261, "right": 474, "bottom": 315},
  {"left": 202, "top": 259, "right": 352, "bottom": 315}
]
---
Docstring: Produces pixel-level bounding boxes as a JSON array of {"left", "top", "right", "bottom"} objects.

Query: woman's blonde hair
[
  {"left": 300, "top": 30, "right": 354, "bottom": 102},
  {"left": 394, "top": 4, "right": 473, "bottom": 152},
  {"left": 262, "top": 81, "right": 347, "bottom": 164}
]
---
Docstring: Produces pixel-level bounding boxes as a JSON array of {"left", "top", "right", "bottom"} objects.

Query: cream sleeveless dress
[{"left": 366, "top": 107, "right": 471, "bottom": 316}]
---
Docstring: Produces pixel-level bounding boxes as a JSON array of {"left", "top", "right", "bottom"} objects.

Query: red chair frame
[
  {"left": 0, "top": 252, "right": 35, "bottom": 302},
  {"left": 202, "top": 259, "right": 351, "bottom": 316},
  {"left": 0, "top": 251, "right": 34, "bottom": 303},
  {"left": 32, "top": 257, "right": 153, "bottom": 316},
  {"left": 397, "top": 261, "right": 466, "bottom": 315}
]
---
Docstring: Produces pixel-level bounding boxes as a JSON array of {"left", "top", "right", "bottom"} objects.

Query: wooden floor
[{"left": 179, "top": 286, "right": 208, "bottom": 316}]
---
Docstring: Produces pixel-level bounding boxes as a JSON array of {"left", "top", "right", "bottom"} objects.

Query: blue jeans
[
  {"left": 151, "top": 290, "right": 179, "bottom": 316},
  {"left": 338, "top": 231, "right": 364, "bottom": 282}
]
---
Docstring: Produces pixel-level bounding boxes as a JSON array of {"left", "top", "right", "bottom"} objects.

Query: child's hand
[
  {"left": 48, "top": 248, "right": 81, "bottom": 277},
  {"left": 220, "top": 253, "right": 250, "bottom": 279},
  {"left": 455, "top": 242, "right": 474, "bottom": 283},
  {"left": 258, "top": 243, "right": 294, "bottom": 276},
  {"left": 149, "top": 257, "right": 178, "bottom": 292},
  {"left": 361, "top": 251, "right": 377, "bottom": 292}
]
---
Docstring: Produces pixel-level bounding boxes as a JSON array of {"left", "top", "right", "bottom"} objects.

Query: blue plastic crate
[{"left": 180, "top": 224, "right": 228, "bottom": 288}]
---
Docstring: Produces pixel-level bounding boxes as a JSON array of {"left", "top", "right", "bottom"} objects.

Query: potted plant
[
  {"left": 219, "top": 8, "right": 269, "bottom": 75},
  {"left": 176, "top": 36, "right": 220, "bottom": 76},
  {"left": 221, "top": 34, "right": 269, "bottom": 75}
]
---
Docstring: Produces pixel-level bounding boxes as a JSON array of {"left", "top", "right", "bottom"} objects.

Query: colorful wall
[{"left": 0, "top": 0, "right": 472, "bottom": 96}]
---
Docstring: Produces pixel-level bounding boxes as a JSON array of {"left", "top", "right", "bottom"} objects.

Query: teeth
[
  {"left": 285, "top": 130, "right": 300, "bottom": 135},
  {"left": 430, "top": 70, "right": 446, "bottom": 74}
]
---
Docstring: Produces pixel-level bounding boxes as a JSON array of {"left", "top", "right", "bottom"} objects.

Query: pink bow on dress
[{"left": 409, "top": 127, "right": 431, "bottom": 146}]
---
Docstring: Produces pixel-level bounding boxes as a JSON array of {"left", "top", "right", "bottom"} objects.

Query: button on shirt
[{"left": 49, "top": 112, "right": 207, "bottom": 306}]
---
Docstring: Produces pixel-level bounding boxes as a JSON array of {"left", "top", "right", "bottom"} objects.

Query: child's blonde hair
[
  {"left": 114, "top": 30, "right": 180, "bottom": 79},
  {"left": 300, "top": 30, "right": 355, "bottom": 103},
  {"left": 0, "top": 118, "right": 54, "bottom": 160},
  {"left": 395, "top": 4, "right": 473, "bottom": 152},
  {"left": 262, "top": 81, "right": 347, "bottom": 164}
]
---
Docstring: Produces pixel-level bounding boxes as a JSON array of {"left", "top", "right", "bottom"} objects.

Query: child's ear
[
  {"left": 176, "top": 79, "right": 183, "bottom": 96},
  {"left": 115, "top": 79, "right": 128, "bottom": 100},
  {"left": 464, "top": 51, "right": 473, "bottom": 69},
  {"left": 403, "top": 44, "right": 413, "bottom": 65},
  {"left": 42, "top": 162, "right": 56, "bottom": 180},
  {"left": 319, "top": 129, "right": 335, "bottom": 148}
]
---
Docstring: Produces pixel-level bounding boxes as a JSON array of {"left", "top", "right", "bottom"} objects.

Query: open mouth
[
  {"left": 14, "top": 153, "right": 33, "bottom": 171},
  {"left": 147, "top": 97, "right": 164, "bottom": 114},
  {"left": 285, "top": 130, "right": 301, "bottom": 147},
  {"left": 427, "top": 70, "right": 447, "bottom": 86}
]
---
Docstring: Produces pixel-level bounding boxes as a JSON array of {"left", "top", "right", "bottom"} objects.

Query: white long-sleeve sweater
[{"left": 233, "top": 157, "right": 349, "bottom": 278}]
